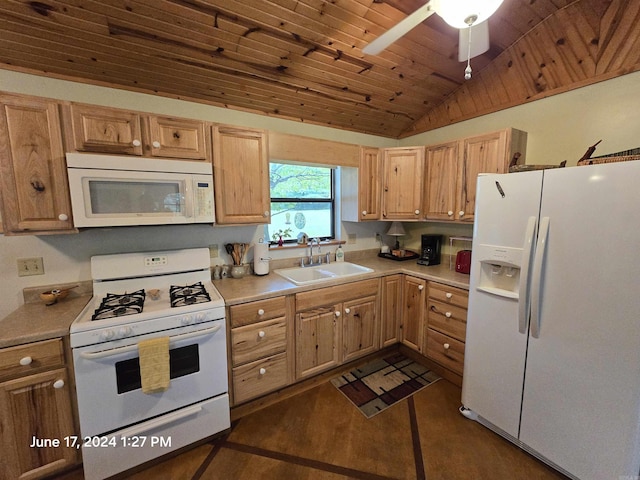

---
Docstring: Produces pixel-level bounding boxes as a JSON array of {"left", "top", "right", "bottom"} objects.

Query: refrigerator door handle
[
  {"left": 530, "top": 216, "right": 550, "bottom": 339},
  {"left": 518, "top": 216, "right": 537, "bottom": 334}
]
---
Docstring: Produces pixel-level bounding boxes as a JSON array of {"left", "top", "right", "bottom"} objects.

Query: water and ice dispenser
[{"left": 474, "top": 244, "right": 524, "bottom": 300}]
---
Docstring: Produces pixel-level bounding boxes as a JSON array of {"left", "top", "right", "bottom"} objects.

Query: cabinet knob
[
  {"left": 361, "top": 210, "right": 367, "bottom": 216},
  {"left": 445, "top": 312, "right": 452, "bottom": 318},
  {"left": 418, "top": 285, "right": 424, "bottom": 291},
  {"left": 58, "top": 213, "right": 69, "bottom": 221},
  {"left": 263, "top": 211, "right": 270, "bottom": 217},
  {"left": 344, "top": 308, "right": 351, "bottom": 314},
  {"left": 414, "top": 209, "right": 420, "bottom": 215},
  {"left": 443, "top": 343, "right": 450, "bottom": 350},
  {"left": 259, "top": 368, "right": 266, "bottom": 375},
  {"left": 53, "top": 379, "right": 65, "bottom": 389},
  {"left": 132, "top": 139, "right": 141, "bottom": 147},
  {"left": 459, "top": 211, "right": 465, "bottom": 217},
  {"left": 152, "top": 141, "right": 161, "bottom": 148},
  {"left": 446, "top": 292, "right": 453, "bottom": 299},
  {"left": 258, "top": 330, "right": 266, "bottom": 338},
  {"left": 447, "top": 211, "right": 454, "bottom": 216},
  {"left": 19, "top": 356, "right": 32, "bottom": 366},
  {"left": 257, "top": 308, "right": 265, "bottom": 316},
  {"left": 335, "top": 311, "right": 341, "bottom": 317}
]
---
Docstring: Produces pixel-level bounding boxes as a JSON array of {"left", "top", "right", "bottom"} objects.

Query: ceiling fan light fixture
[{"left": 434, "top": 0, "right": 504, "bottom": 29}]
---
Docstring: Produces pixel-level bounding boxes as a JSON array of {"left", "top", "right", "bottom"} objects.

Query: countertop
[
  {"left": 0, "top": 255, "right": 470, "bottom": 349},
  {"left": 214, "top": 255, "right": 470, "bottom": 306}
]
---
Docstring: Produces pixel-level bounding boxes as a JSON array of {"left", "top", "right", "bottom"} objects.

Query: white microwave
[{"left": 66, "top": 153, "right": 215, "bottom": 227}]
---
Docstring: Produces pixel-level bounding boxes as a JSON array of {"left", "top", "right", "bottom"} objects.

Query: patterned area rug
[{"left": 331, "top": 353, "right": 441, "bottom": 418}]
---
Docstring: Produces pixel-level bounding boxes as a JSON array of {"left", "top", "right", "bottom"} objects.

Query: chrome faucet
[{"left": 305, "top": 238, "right": 323, "bottom": 266}]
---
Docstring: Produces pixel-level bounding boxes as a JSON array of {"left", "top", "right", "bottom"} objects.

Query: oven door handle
[
  {"left": 79, "top": 324, "right": 222, "bottom": 360},
  {"left": 118, "top": 403, "right": 203, "bottom": 439}
]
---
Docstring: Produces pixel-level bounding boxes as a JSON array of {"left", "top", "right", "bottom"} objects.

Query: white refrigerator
[{"left": 461, "top": 160, "right": 640, "bottom": 480}]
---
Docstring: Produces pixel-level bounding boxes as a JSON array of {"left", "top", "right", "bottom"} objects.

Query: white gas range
[{"left": 70, "top": 248, "right": 229, "bottom": 480}]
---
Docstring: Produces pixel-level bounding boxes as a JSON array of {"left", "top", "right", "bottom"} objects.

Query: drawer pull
[
  {"left": 258, "top": 330, "right": 266, "bottom": 338},
  {"left": 344, "top": 308, "right": 351, "bottom": 314},
  {"left": 19, "top": 356, "right": 33, "bottom": 366},
  {"left": 53, "top": 379, "right": 65, "bottom": 389},
  {"left": 418, "top": 285, "right": 424, "bottom": 291},
  {"left": 152, "top": 140, "right": 161, "bottom": 148},
  {"left": 443, "top": 343, "right": 450, "bottom": 350},
  {"left": 335, "top": 311, "right": 341, "bottom": 317},
  {"left": 445, "top": 312, "right": 452, "bottom": 318},
  {"left": 446, "top": 292, "right": 453, "bottom": 299},
  {"left": 259, "top": 368, "right": 266, "bottom": 375},
  {"left": 132, "top": 139, "right": 141, "bottom": 147},
  {"left": 257, "top": 308, "right": 265, "bottom": 316}
]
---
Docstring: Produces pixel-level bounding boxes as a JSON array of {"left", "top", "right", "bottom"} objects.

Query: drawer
[
  {"left": 231, "top": 317, "right": 287, "bottom": 366},
  {"left": 426, "top": 329, "right": 465, "bottom": 376},
  {"left": 230, "top": 296, "right": 287, "bottom": 328},
  {"left": 232, "top": 352, "right": 288, "bottom": 404},
  {"left": 0, "top": 339, "right": 64, "bottom": 380},
  {"left": 427, "top": 300, "right": 467, "bottom": 342},
  {"left": 428, "top": 282, "right": 468, "bottom": 309}
]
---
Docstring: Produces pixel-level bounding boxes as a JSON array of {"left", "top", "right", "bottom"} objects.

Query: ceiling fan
[{"left": 363, "top": 0, "right": 505, "bottom": 79}]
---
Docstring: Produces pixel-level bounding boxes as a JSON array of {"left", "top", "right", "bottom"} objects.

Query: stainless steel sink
[{"left": 274, "top": 262, "right": 374, "bottom": 285}]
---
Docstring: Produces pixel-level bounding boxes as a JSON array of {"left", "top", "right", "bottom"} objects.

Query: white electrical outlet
[
  {"left": 17, "top": 257, "right": 44, "bottom": 276},
  {"left": 209, "top": 244, "right": 219, "bottom": 258}
]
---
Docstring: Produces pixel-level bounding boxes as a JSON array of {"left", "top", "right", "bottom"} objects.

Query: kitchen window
[{"left": 268, "top": 163, "right": 335, "bottom": 244}]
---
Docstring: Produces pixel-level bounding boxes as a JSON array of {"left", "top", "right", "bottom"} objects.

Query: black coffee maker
[{"left": 417, "top": 234, "right": 442, "bottom": 266}]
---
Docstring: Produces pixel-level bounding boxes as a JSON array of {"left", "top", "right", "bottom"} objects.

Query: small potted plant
[{"left": 272, "top": 228, "right": 292, "bottom": 247}]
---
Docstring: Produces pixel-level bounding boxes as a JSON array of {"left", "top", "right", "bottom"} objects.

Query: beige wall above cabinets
[
  {"left": 62, "top": 103, "right": 211, "bottom": 161},
  {"left": 0, "top": 94, "right": 76, "bottom": 235},
  {"left": 213, "top": 125, "right": 270, "bottom": 225}
]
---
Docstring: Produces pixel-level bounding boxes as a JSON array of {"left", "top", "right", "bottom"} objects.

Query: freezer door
[
  {"left": 520, "top": 161, "right": 640, "bottom": 479},
  {"left": 462, "top": 170, "right": 543, "bottom": 438}
]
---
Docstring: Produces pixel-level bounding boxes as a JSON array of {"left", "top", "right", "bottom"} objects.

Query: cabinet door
[
  {"left": 458, "top": 130, "right": 509, "bottom": 222},
  {"left": 213, "top": 126, "right": 270, "bottom": 224},
  {"left": 295, "top": 306, "right": 340, "bottom": 379},
  {"left": 68, "top": 103, "right": 143, "bottom": 155},
  {"left": 401, "top": 276, "right": 426, "bottom": 353},
  {"left": 381, "top": 147, "right": 424, "bottom": 220},
  {"left": 342, "top": 295, "right": 379, "bottom": 363},
  {"left": 0, "top": 368, "right": 78, "bottom": 480},
  {"left": 359, "top": 147, "right": 381, "bottom": 220},
  {"left": 0, "top": 95, "right": 75, "bottom": 234},
  {"left": 381, "top": 274, "right": 403, "bottom": 347},
  {"left": 146, "top": 116, "right": 209, "bottom": 160},
  {"left": 424, "top": 141, "right": 459, "bottom": 221}
]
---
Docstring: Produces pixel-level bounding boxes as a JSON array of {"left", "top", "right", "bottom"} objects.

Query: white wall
[{"left": 2, "top": 69, "right": 640, "bottom": 319}]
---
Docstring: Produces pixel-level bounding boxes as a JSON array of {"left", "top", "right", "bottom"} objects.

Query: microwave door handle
[
  {"left": 184, "top": 180, "right": 194, "bottom": 218},
  {"left": 79, "top": 324, "right": 222, "bottom": 360}
]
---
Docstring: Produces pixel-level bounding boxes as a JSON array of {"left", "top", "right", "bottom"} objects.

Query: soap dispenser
[{"left": 335, "top": 245, "right": 344, "bottom": 262}]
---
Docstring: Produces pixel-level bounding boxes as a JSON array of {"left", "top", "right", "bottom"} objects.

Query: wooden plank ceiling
[{"left": 0, "top": 0, "right": 638, "bottom": 138}]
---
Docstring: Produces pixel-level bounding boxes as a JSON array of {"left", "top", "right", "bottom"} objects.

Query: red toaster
[{"left": 455, "top": 250, "right": 472, "bottom": 274}]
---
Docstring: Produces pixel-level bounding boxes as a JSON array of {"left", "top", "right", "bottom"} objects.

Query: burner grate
[
  {"left": 170, "top": 282, "right": 211, "bottom": 308},
  {"left": 92, "top": 289, "right": 146, "bottom": 321}
]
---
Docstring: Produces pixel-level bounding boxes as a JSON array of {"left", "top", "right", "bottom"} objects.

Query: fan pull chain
[{"left": 465, "top": 24, "right": 473, "bottom": 80}]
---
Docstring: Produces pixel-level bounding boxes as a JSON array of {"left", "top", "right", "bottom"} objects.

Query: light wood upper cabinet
[
  {"left": 0, "top": 94, "right": 75, "bottom": 235},
  {"left": 212, "top": 126, "right": 270, "bottom": 225},
  {"left": 342, "top": 147, "right": 381, "bottom": 221},
  {"left": 424, "top": 128, "right": 527, "bottom": 222},
  {"left": 64, "top": 103, "right": 210, "bottom": 160},
  {"left": 381, "top": 146, "right": 425, "bottom": 220},
  {"left": 66, "top": 103, "right": 143, "bottom": 155},
  {"left": 424, "top": 141, "right": 459, "bottom": 221}
]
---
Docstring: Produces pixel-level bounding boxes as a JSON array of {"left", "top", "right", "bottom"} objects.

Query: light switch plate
[{"left": 17, "top": 257, "right": 44, "bottom": 276}]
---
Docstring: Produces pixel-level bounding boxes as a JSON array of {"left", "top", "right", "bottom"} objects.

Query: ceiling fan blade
[
  {"left": 458, "top": 20, "right": 490, "bottom": 62},
  {"left": 363, "top": 1, "right": 437, "bottom": 55}
]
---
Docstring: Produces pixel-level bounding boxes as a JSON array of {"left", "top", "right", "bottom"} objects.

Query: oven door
[{"left": 72, "top": 319, "right": 227, "bottom": 437}]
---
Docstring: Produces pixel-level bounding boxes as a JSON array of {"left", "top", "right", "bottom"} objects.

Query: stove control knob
[
  {"left": 195, "top": 312, "right": 206, "bottom": 322},
  {"left": 181, "top": 315, "right": 194, "bottom": 325},
  {"left": 118, "top": 326, "right": 133, "bottom": 337},
  {"left": 100, "top": 330, "right": 115, "bottom": 341}
]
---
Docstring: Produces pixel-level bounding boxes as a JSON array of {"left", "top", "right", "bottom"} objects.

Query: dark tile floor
[{"left": 53, "top": 379, "right": 568, "bottom": 480}]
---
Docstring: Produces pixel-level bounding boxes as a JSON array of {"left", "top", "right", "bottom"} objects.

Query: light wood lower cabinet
[
  {"left": 229, "top": 296, "right": 291, "bottom": 405},
  {"left": 425, "top": 282, "right": 468, "bottom": 376},
  {"left": 295, "top": 279, "right": 379, "bottom": 380},
  {"left": 381, "top": 274, "right": 403, "bottom": 347},
  {"left": 401, "top": 276, "right": 427, "bottom": 353},
  {"left": 0, "top": 339, "right": 79, "bottom": 480}
]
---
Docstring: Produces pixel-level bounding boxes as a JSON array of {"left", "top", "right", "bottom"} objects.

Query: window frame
[{"left": 269, "top": 163, "right": 336, "bottom": 245}]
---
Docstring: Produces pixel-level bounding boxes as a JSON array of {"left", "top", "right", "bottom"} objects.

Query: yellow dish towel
[{"left": 138, "top": 336, "right": 170, "bottom": 394}]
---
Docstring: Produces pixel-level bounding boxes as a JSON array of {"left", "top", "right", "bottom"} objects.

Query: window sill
[{"left": 269, "top": 240, "right": 345, "bottom": 250}]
